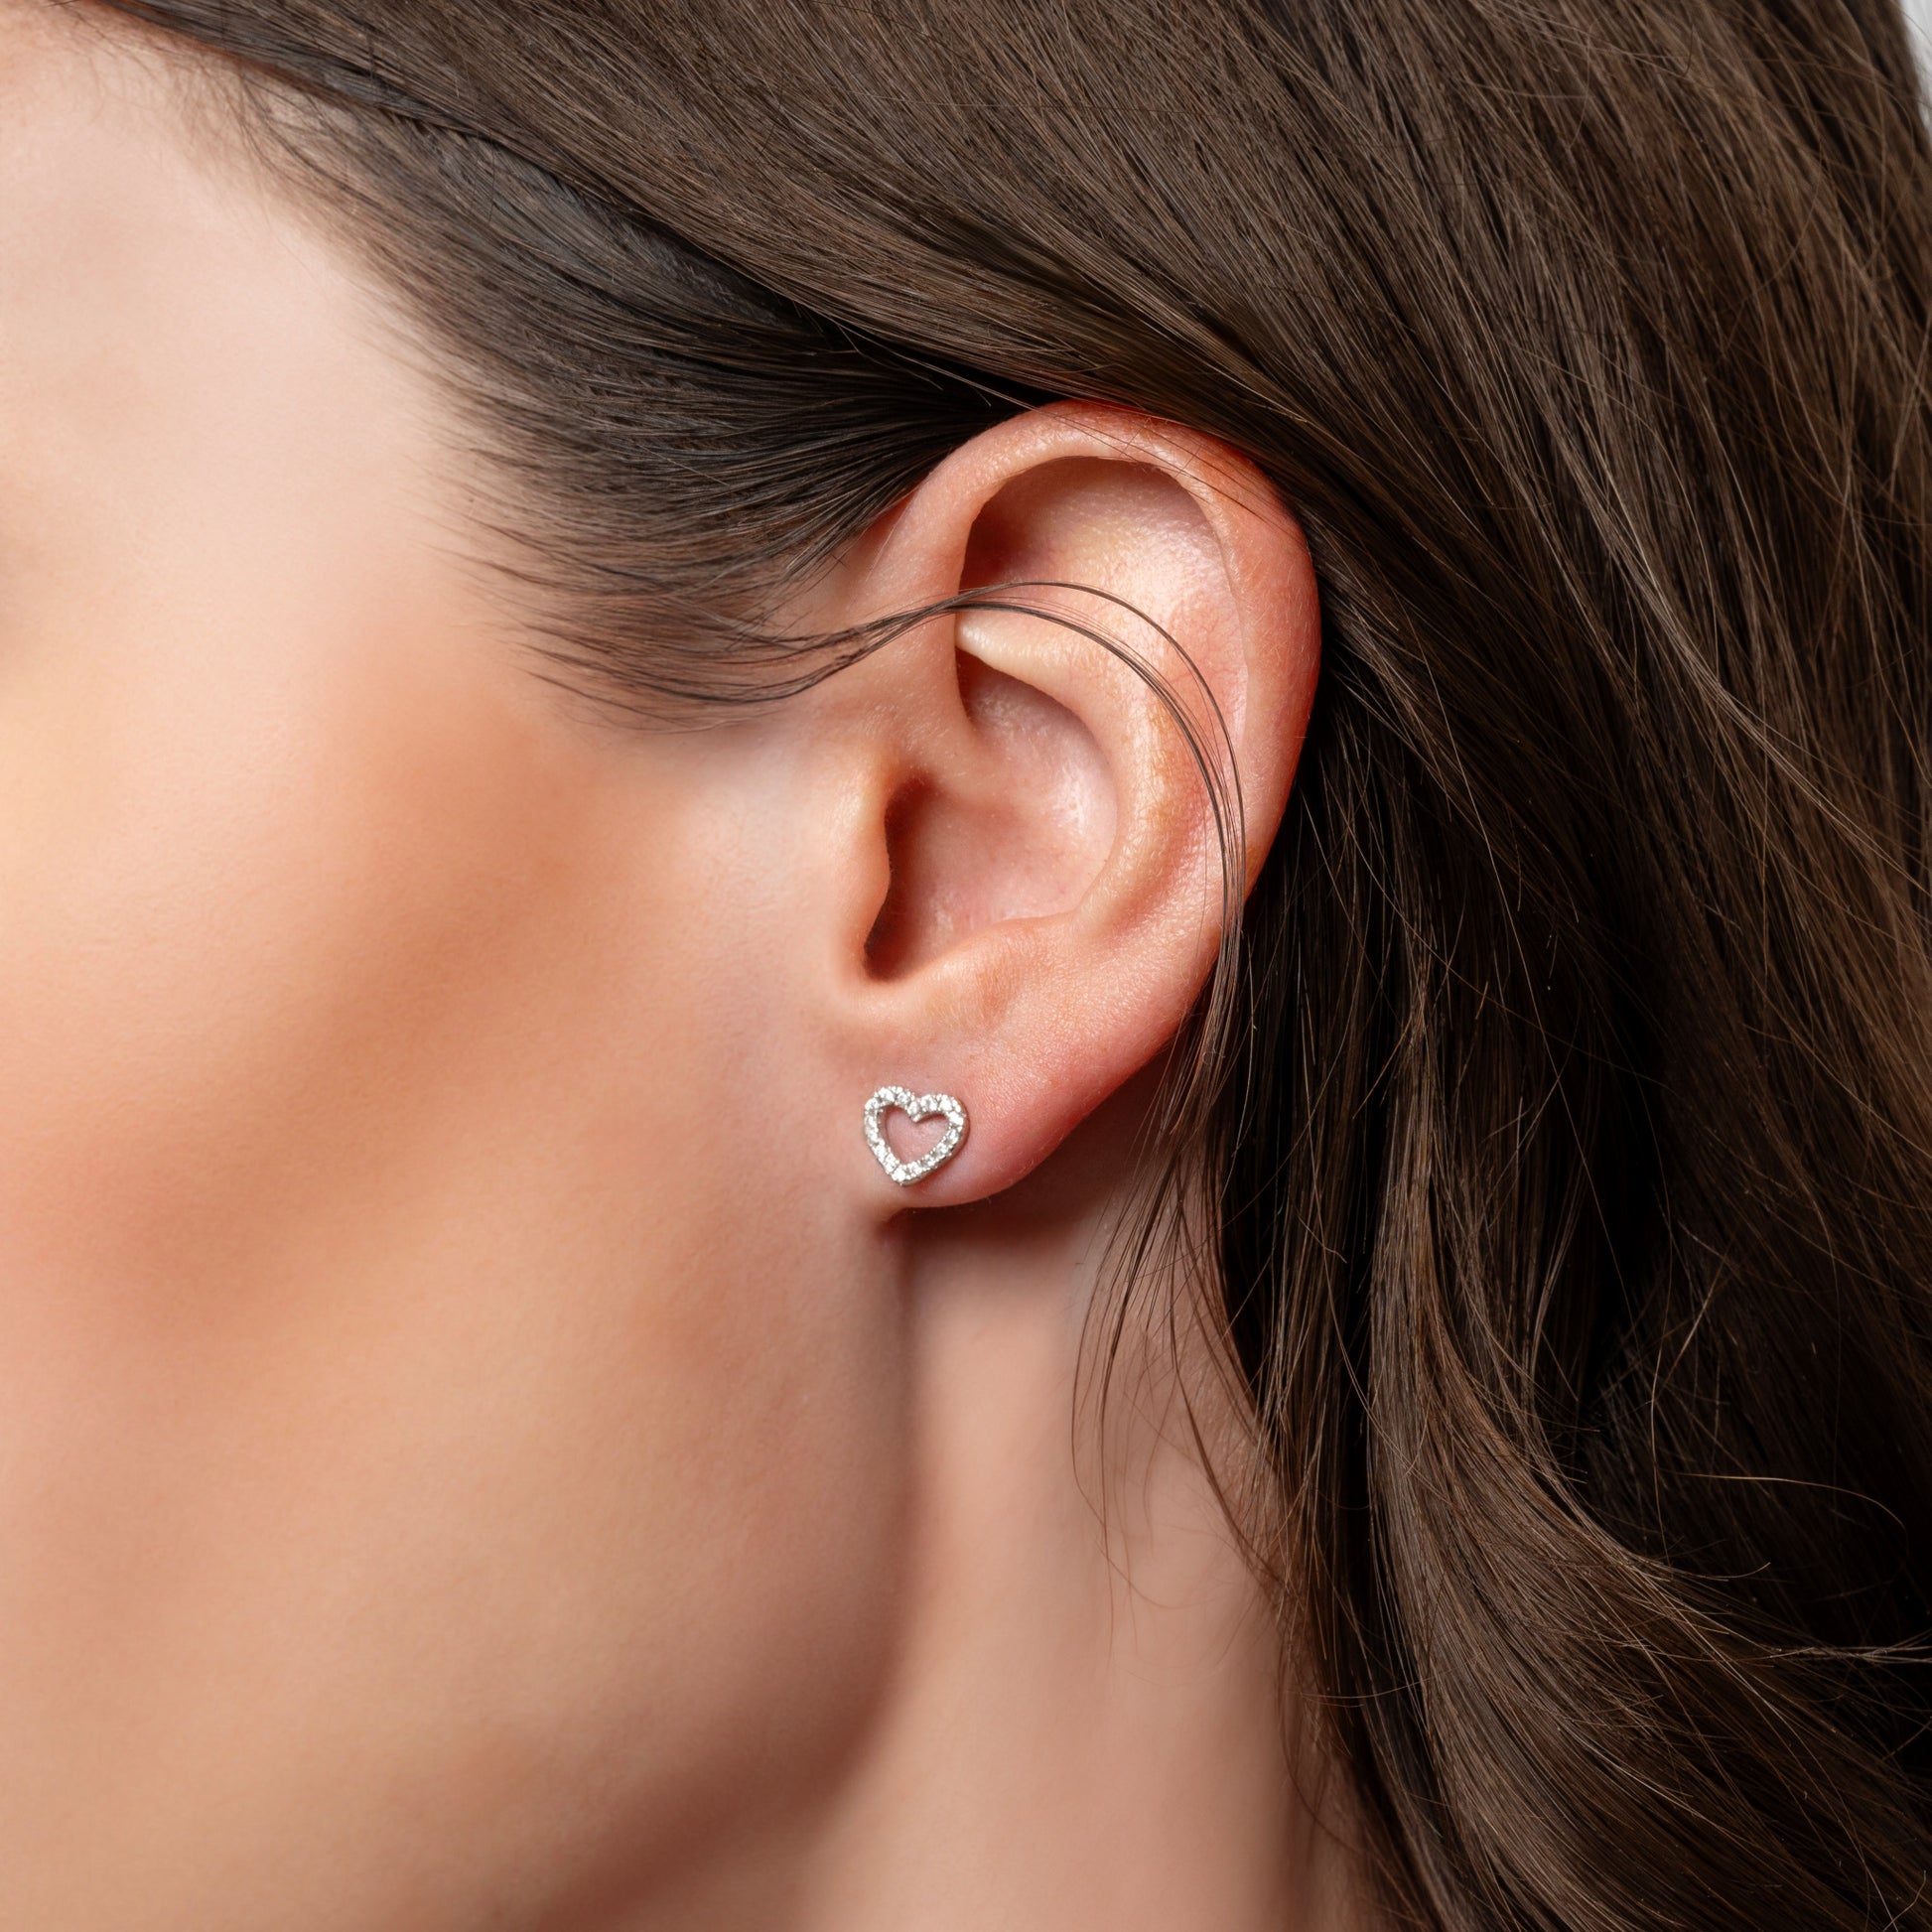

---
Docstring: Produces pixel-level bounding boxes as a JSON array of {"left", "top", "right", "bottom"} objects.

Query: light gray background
[{"left": 1909, "top": 0, "right": 1932, "bottom": 68}]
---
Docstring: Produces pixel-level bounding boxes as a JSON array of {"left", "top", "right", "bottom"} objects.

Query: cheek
[
  {"left": 0, "top": 585, "right": 902, "bottom": 1900},
  {"left": 0, "top": 597, "right": 523, "bottom": 1269},
  {"left": 0, "top": 69, "right": 898, "bottom": 1904}
]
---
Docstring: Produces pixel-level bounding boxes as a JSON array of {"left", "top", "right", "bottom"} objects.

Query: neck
[{"left": 794, "top": 1126, "right": 1365, "bottom": 1931}]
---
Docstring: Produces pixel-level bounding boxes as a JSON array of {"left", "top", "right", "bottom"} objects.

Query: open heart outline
[{"left": 863, "top": 1085, "right": 969, "bottom": 1186}]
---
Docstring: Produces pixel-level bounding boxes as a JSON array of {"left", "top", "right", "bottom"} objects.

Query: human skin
[{"left": 0, "top": 6, "right": 1344, "bottom": 1927}]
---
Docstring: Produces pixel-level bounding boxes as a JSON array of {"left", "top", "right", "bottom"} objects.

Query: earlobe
[{"left": 816, "top": 402, "right": 1319, "bottom": 1208}]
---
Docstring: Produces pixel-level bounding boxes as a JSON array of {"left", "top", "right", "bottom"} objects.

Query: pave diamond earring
[{"left": 864, "top": 1085, "right": 969, "bottom": 1186}]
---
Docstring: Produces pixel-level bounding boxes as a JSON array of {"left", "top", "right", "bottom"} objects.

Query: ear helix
[{"left": 863, "top": 1085, "right": 969, "bottom": 1186}]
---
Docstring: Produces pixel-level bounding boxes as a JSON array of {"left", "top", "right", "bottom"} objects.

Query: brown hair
[{"left": 92, "top": 0, "right": 1932, "bottom": 1923}]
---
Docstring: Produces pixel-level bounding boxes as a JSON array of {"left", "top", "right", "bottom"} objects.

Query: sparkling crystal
[{"left": 863, "top": 1084, "right": 969, "bottom": 1186}]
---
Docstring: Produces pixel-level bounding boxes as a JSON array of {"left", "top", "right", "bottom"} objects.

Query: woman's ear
[{"left": 799, "top": 401, "right": 1319, "bottom": 1208}]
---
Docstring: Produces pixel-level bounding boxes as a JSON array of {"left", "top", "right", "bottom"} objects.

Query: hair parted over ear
[{"left": 94, "top": 3, "right": 1932, "bottom": 1927}]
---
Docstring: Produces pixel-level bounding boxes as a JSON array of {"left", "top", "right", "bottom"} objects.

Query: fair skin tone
[{"left": 0, "top": 7, "right": 1354, "bottom": 1928}]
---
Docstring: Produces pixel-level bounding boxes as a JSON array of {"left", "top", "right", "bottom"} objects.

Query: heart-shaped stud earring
[{"left": 863, "top": 1085, "right": 969, "bottom": 1186}]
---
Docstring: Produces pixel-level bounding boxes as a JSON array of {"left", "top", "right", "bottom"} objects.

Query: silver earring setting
[{"left": 864, "top": 1085, "right": 969, "bottom": 1186}]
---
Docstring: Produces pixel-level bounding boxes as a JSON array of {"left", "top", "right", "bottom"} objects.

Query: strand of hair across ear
[{"left": 524, "top": 579, "right": 1249, "bottom": 1145}]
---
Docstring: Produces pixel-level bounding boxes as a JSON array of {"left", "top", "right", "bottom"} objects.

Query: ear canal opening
[{"left": 859, "top": 644, "right": 1120, "bottom": 983}]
